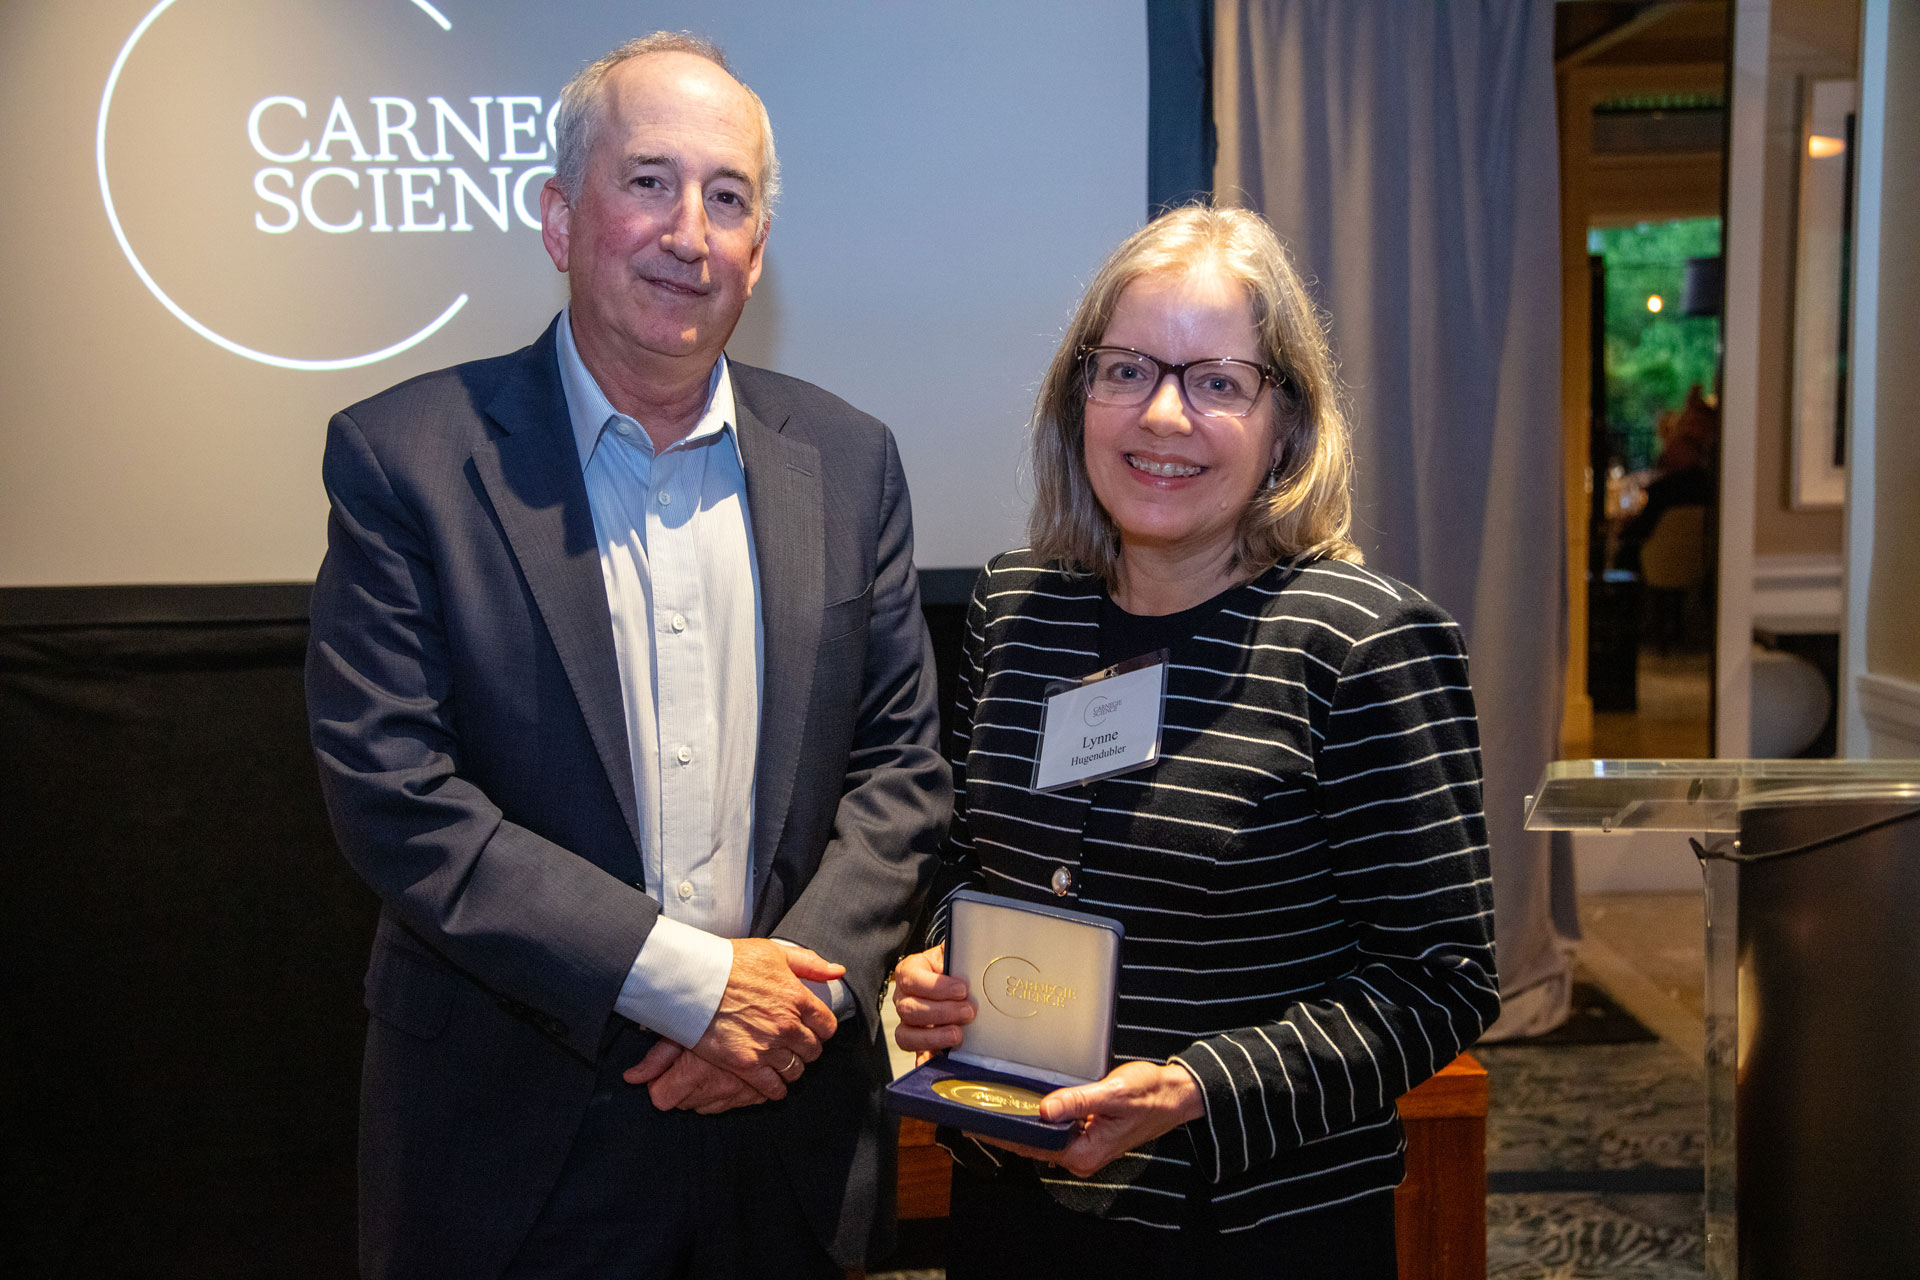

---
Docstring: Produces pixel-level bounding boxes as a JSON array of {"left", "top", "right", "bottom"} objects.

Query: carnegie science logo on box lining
[{"left": 97, "top": 0, "right": 556, "bottom": 371}]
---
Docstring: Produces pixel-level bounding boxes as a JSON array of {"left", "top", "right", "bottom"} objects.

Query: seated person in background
[
  {"left": 1615, "top": 386, "right": 1717, "bottom": 574},
  {"left": 890, "top": 205, "right": 1499, "bottom": 1280}
]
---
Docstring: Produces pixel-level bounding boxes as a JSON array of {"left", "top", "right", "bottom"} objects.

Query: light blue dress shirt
[
  {"left": 556, "top": 313, "right": 849, "bottom": 1050},
  {"left": 558, "top": 313, "right": 761, "bottom": 1049}
]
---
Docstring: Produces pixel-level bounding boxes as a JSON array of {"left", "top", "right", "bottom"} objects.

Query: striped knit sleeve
[
  {"left": 1169, "top": 595, "right": 1500, "bottom": 1183},
  {"left": 923, "top": 564, "right": 993, "bottom": 947}
]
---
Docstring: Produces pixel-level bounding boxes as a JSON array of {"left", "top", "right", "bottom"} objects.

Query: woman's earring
[{"left": 1263, "top": 462, "right": 1282, "bottom": 491}]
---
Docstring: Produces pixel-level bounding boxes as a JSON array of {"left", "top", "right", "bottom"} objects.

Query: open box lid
[{"left": 944, "top": 890, "right": 1124, "bottom": 1087}]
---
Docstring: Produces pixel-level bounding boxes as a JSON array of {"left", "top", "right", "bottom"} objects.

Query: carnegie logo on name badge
[{"left": 1032, "top": 655, "right": 1167, "bottom": 792}]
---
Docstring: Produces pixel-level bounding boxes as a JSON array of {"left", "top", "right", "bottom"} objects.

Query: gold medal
[{"left": 932, "top": 1078, "right": 1048, "bottom": 1115}]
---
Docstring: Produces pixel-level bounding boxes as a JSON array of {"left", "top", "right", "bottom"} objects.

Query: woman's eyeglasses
[{"left": 1081, "top": 346, "right": 1280, "bottom": 419}]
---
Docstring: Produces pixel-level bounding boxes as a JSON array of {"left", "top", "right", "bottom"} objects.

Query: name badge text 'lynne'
[{"left": 1031, "top": 658, "right": 1166, "bottom": 792}]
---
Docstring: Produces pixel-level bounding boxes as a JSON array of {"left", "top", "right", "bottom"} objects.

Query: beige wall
[
  {"left": 1588, "top": 152, "right": 1722, "bottom": 224},
  {"left": 1751, "top": 0, "right": 1857, "bottom": 558},
  {"left": 1865, "top": 0, "right": 1920, "bottom": 682}
]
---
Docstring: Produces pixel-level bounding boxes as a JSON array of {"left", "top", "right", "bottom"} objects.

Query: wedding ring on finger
[{"left": 777, "top": 1048, "right": 801, "bottom": 1078}]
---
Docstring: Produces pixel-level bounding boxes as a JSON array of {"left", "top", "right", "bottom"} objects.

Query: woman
[{"left": 891, "top": 206, "right": 1499, "bottom": 1277}]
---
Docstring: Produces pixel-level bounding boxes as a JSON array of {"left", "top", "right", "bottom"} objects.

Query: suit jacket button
[{"left": 1051, "top": 865, "right": 1073, "bottom": 896}]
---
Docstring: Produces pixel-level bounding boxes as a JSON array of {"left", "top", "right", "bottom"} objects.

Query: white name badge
[{"left": 1031, "top": 652, "right": 1168, "bottom": 792}]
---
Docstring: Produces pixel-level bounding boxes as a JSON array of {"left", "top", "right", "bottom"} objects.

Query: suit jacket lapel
[
  {"left": 734, "top": 387, "right": 824, "bottom": 903},
  {"left": 467, "top": 322, "right": 643, "bottom": 862}
]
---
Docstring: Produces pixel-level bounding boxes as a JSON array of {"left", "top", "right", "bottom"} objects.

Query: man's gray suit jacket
[{"left": 305, "top": 317, "right": 953, "bottom": 1278}]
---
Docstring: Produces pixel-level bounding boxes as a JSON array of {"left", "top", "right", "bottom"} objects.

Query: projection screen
[{"left": 0, "top": 0, "right": 1147, "bottom": 585}]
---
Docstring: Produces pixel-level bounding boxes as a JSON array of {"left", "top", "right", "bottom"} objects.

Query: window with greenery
[{"left": 1594, "top": 217, "right": 1722, "bottom": 472}]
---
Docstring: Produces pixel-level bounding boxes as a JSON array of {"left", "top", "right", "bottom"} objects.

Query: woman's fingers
[
  {"left": 892, "top": 993, "right": 976, "bottom": 1026},
  {"left": 891, "top": 944, "right": 975, "bottom": 1052},
  {"left": 1031, "top": 1063, "right": 1208, "bottom": 1177},
  {"left": 893, "top": 1021, "right": 966, "bottom": 1052},
  {"left": 1040, "top": 1061, "right": 1196, "bottom": 1122},
  {"left": 1040, "top": 1068, "right": 1136, "bottom": 1122},
  {"left": 891, "top": 944, "right": 968, "bottom": 1002},
  {"left": 1037, "top": 1081, "right": 1102, "bottom": 1123}
]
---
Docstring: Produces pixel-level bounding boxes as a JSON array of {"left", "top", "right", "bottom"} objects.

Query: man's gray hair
[{"left": 552, "top": 31, "right": 780, "bottom": 239}]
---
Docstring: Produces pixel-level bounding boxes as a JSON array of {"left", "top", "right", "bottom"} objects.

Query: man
[{"left": 306, "top": 33, "right": 950, "bottom": 1279}]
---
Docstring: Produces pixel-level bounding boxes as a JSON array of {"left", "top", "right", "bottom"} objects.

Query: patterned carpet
[
  {"left": 1488, "top": 1192, "right": 1703, "bottom": 1279},
  {"left": 1482, "top": 1037, "right": 1705, "bottom": 1279}
]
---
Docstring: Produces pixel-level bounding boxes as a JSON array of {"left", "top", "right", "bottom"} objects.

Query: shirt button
[
  {"left": 614, "top": 421, "right": 632, "bottom": 437},
  {"left": 677, "top": 880, "right": 694, "bottom": 902},
  {"left": 657, "top": 490, "right": 672, "bottom": 506},
  {"left": 675, "top": 745, "right": 693, "bottom": 764},
  {"left": 1051, "top": 865, "right": 1073, "bottom": 896},
  {"left": 670, "top": 613, "right": 687, "bottom": 633}
]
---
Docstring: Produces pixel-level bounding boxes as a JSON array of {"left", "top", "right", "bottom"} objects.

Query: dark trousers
[
  {"left": 947, "top": 1161, "right": 1397, "bottom": 1280},
  {"left": 500, "top": 1027, "right": 839, "bottom": 1280}
]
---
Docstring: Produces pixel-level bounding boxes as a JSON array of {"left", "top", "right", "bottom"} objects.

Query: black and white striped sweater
[{"left": 927, "top": 549, "right": 1499, "bottom": 1233}]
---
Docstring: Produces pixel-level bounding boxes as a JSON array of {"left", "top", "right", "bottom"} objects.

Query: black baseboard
[
  {"left": 1489, "top": 1168, "right": 1704, "bottom": 1195},
  {"left": 0, "top": 582, "right": 314, "bottom": 627},
  {"left": 1, "top": 571, "right": 984, "bottom": 627}
]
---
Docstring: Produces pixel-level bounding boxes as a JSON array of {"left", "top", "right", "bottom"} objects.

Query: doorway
[{"left": 1587, "top": 216, "right": 1723, "bottom": 759}]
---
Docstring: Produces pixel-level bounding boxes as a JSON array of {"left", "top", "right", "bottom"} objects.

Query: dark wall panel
[
  {"left": 2, "top": 622, "right": 372, "bottom": 1279},
  {"left": 2, "top": 586, "right": 970, "bottom": 1276}
]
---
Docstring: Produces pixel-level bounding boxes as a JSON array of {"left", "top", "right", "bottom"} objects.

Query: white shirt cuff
[
  {"left": 615, "top": 916, "right": 732, "bottom": 1047},
  {"left": 810, "top": 977, "right": 856, "bottom": 1022},
  {"left": 774, "top": 938, "right": 857, "bottom": 1022}
]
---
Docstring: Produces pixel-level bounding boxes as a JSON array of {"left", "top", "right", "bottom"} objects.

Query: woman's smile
[{"left": 1082, "top": 265, "right": 1278, "bottom": 589}]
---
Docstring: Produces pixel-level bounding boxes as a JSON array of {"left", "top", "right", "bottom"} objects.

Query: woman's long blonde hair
[{"left": 1029, "top": 205, "right": 1360, "bottom": 582}]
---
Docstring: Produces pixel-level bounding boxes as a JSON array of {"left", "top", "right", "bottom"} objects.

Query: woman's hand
[
  {"left": 891, "top": 943, "right": 975, "bottom": 1063},
  {"left": 1023, "top": 1061, "right": 1207, "bottom": 1179}
]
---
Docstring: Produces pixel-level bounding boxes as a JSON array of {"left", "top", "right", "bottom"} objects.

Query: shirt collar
[{"left": 555, "top": 307, "right": 743, "bottom": 471}]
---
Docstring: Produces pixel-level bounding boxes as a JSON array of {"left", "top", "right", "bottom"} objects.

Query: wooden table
[
  {"left": 1393, "top": 1053, "right": 1489, "bottom": 1280},
  {"left": 894, "top": 1053, "right": 1488, "bottom": 1280}
]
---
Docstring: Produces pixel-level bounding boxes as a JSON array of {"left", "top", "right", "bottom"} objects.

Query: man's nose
[
  {"left": 1140, "top": 376, "right": 1192, "bottom": 435},
  {"left": 661, "top": 190, "right": 709, "bottom": 261}
]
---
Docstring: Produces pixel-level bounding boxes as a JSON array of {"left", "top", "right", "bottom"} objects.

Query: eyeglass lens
[{"left": 1085, "top": 349, "right": 1266, "bottom": 416}]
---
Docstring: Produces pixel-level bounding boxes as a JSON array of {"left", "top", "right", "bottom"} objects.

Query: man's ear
[
  {"left": 539, "top": 178, "right": 571, "bottom": 274},
  {"left": 745, "top": 218, "right": 768, "bottom": 294}
]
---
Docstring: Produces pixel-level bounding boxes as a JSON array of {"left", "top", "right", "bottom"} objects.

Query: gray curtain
[{"left": 1213, "top": 0, "right": 1572, "bottom": 1037}]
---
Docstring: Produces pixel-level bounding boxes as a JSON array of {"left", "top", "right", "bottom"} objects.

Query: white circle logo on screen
[{"left": 97, "top": 0, "right": 546, "bottom": 372}]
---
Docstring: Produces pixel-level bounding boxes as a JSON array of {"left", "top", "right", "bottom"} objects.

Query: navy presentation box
[{"left": 885, "top": 891, "right": 1123, "bottom": 1151}]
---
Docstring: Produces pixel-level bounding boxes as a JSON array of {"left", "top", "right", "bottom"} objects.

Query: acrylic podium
[{"left": 1526, "top": 759, "right": 1920, "bottom": 1280}]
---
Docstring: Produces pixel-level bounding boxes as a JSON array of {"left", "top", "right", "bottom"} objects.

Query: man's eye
[{"left": 633, "top": 175, "right": 663, "bottom": 190}]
